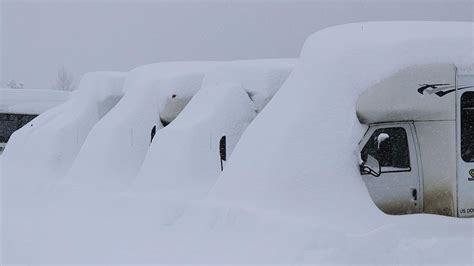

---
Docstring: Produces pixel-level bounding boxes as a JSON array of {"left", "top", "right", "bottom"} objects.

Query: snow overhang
[{"left": 0, "top": 89, "right": 70, "bottom": 114}]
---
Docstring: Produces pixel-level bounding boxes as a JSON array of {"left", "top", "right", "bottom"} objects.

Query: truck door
[
  {"left": 359, "top": 123, "right": 422, "bottom": 214},
  {"left": 456, "top": 75, "right": 474, "bottom": 217}
]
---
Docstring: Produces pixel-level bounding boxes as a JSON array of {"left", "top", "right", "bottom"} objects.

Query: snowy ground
[{"left": 2, "top": 22, "right": 474, "bottom": 264}]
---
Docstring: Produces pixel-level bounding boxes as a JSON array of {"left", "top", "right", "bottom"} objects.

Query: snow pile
[
  {"left": 3, "top": 22, "right": 474, "bottom": 264},
  {"left": 15, "top": 59, "right": 295, "bottom": 262},
  {"left": 130, "top": 59, "right": 295, "bottom": 201},
  {"left": 0, "top": 89, "right": 70, "bottom": 114},
  {"left": 212, "top": 21, "right": 474, "bottom": 222},
  {"left": 2, "top": 72, "right": 126, "bottom": 185},
  {"left": 65, "top": 62, "right": 218, "bottom": 191},
  {"left": 201, "top": 21, "right": 473, "bottom": 262},
  {"left": 200, "top": 59, "right": 296, "bottom": 112},
  {"left": 0, "top": 59, "right": 295, "bottom": 263}
]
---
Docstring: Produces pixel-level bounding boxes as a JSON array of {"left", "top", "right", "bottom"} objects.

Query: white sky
[{"left": 1, "top": 0, "right": 472, "bottom": 89}]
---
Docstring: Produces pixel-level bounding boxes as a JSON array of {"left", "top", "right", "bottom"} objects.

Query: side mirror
[{"left": 360, "top": 154, "right": 381, "bottom": 177}]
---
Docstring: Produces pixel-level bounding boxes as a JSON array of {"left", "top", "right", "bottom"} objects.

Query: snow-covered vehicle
[
  {"left": 357, "top": 63, "right": 474, "bottom": 217},
  {"left": 3, "top": 21, "right": 474, "bottom": 264},
  {"left": 1, "top": 72, "right": 126, "bottom": 182},
  {"left": 0, "top": 89, "right": 70, "bottom": 154},
  {"left": 131, "top": 59, "right": 295, "bottom": 200},
  {"left": 64, "top": 62, "right": 219, "bottom": 190}
]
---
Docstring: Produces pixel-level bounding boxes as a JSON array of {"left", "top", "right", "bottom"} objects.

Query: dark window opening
[
  {"left": 0, "top": 113, "right": 37, "bottom": 143},
  {"left": 219, "top": 135, "right": 226, "bottom": 171},
  {"left": 461, "top": 92, "right": 474, "bottom": 162},
  {"left": 361, "top": 127, "right": 410, "bottom": 171},
  {"left": 150, "top": 125, "right": 157, "bottom": 143},
  {"left": 160, "top": 118, "right": 170, "bottom": 127}
]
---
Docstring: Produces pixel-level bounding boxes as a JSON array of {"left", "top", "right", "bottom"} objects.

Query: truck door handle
[{"left": 412, "top": 188, "right": 418, "bottom": 201}]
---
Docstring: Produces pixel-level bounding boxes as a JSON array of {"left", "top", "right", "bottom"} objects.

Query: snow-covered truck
[
  {"left": 131, "top": 59, "right": 295, "bottom": 200},
  {"left": 0, "top": 89, "right": 70, "bottom": 154},
  {"left": 1, "top": 72, "right": 126, "bottom": 183},
  {"left": 357, "top": 63, "right": 474, "bottom": 217},
  {"left": 64, "top": 62, "right": 219, "bottom": 191}
]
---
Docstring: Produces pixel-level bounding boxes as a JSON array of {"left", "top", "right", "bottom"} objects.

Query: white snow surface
[
  {"left": 207, "top": 21, "right": 474, "bottom": 262},
  {"left": 132, "top": 83, "right": 256, "bottom": 200},
  {"left": 64, "top": 62, "right": 219, "bottom": 191},
  {"left": 0, "top": 89, "right": 70, "bottom": 114},
  {"left": 200, "top": 59, "right": 296, "bottom": 112},
  {"left": 2, "top": 72, "right": 126, "bottom": 185},
  {"left": 211, "top": 21, "right": 474, "bottom": 223},
  {"left": 131, "top": 59, "right": 295, "bottom": 200},
  {"left": 2, "top": 22, "right": 474, "bottom": 264}
]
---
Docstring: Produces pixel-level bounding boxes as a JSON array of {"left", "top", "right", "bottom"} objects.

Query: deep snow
[
  {"left": 2, "top": 22, "right": 474, "bottom": 264},
  {"left": 2, "top": 72, "right": 126, "bottom": 186},
  {"left": 132, "top": 59, "right": 295, "bottom": 200},
  {"left": 207, "top": 21, "right": 474, "bottom": 262},
  {"left": 211, "top": 21, "right": 474, "bottom": 225},
  {"left": 63, "top": 62, "right": 219, "bottom": 192}
]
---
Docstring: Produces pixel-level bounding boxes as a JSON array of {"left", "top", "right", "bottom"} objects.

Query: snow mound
[
  {"left": 65, "top": 62, "right": 219, "bottom": 191},
  {"left": 4, "top": 22, "right": 474, "bottom": 264},
  {"left": 2, "top": 72, "right": 126, "bottom": 185},
  {"left": 131, "top": 59, "right": 295, "bottom": 200},
  {"left": 200, "top": 21, "right": 474, "bottom": 259},
  {"left": 201, "top": 59, "right": 296, "bottom": 111}
]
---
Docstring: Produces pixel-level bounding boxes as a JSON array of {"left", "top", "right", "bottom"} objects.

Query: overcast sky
[{"left": 1, "top": 0, "right": 472, "bottom": 89}]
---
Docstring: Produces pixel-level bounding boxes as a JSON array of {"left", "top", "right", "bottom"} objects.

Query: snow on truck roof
[
  {"left": 122, "top": 61, "right": 220, "bottom": 94},
  {"left": 0, "top": 88, "right": 70, "bottom": 114}
]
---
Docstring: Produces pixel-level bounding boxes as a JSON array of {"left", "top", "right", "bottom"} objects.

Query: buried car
[{"left": 0, "top": 89, "right": 70, "bottom": 154}]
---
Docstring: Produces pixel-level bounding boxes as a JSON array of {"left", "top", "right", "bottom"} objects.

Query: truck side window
[
  {"left": 361, "top": 127, "right": 410, "bottom": 171},
  {"left": 461, "top": 92, "right": 474, "bottom": 162},
  {"left": 0, "top": 113, "right": 38, "bottom": 143},
  {"left": 0, "top": 114, "right": 17, "bottom": 143}
]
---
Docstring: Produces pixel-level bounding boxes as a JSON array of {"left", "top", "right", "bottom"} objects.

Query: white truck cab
[
  {"left": 357, "top": 64, "right": 474, "bottom": 217},
  {"left": 359, "top": 123, "right": 423, "bottom": 215}
]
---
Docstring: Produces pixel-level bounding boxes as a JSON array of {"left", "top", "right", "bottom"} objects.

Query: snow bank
[
  {"left": 4, "top": 22, "right": 474, "bottom": 264},
  {"left": 212, "top": 21, "right": 474, "bottom": 222},
  {"left": 14, "top": 60, "right": 294, "bottom": 262},
  {"left": 201, "top": 59, "right": 296, "bottom": 112},
  {"left": 2, "top": 72, "right": 126, "bottom": 185},
  {"left": 64, "top": 62, "right": 218, "bottom": 191},
  {"left": 0, "top": 89, "right": 70, "bottom": 114},
  {"left": 202, "top": 21, "right": 474, "bottom": 261},
  {"left": 130, "top": 59, "right": 294, "bottom": 201}
]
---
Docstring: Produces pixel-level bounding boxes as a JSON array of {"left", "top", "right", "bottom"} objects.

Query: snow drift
[
  {"left": 2, "top": 72, "right": 126, "bottom": 185},
  {"left": 2, "top": 60, "right": 295, "bottom": 263},
  {"left": 131, "top": 59, "right": 295, "bottom": 200},
  {"left": 64, "top": 62, "right": 219, "bottom": 191},
  {"left": 3, "top": 22, "right": 474, "bottom": 264},
  {"left": 203, "top": 21, "right": 474, "bottom": 262}
]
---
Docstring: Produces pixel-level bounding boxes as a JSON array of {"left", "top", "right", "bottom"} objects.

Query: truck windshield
[
  {"left": 461, "top": 92, "right": 474, "bottom": 162},
  {"left": 0, "top": 113, "right": 37, "bottom": 143}
]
